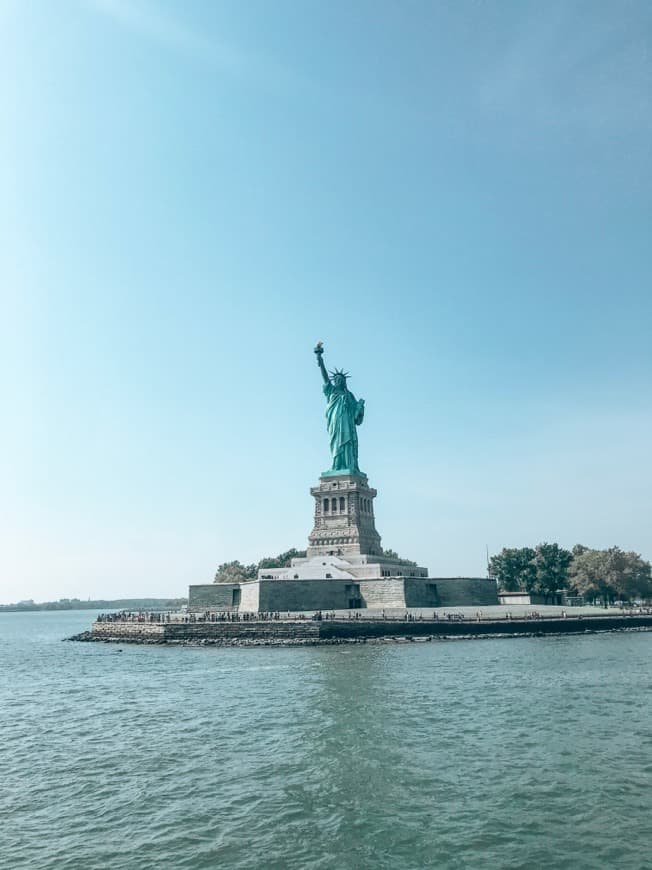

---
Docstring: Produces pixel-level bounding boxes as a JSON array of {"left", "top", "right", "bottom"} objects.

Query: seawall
[{"left": 70, "top": 614, "right": 652, "bottom": 646}]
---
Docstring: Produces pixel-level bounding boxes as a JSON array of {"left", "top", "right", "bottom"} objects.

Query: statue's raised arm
[
  {"left": 314, "top": 341, "right": 330, "bottom": 385},
  {"left": 313, "top": 341, "right": 365, "bottom": 476}
]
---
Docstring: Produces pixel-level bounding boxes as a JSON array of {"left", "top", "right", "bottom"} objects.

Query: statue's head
[{"left": 330, "top": 369, "right": 350, "bottom": 391}]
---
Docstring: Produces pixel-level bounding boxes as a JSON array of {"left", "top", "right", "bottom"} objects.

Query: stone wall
[
  {"left": 358, "top": 578, "right": 407, "bottom": 608},
  {"left": 253, "top": 576, "right": 490, "bottom": 611},
  {"left": 318, "top": 614, "right": 652, "bottom": 641},
  {"left": 432, "top": 578, "right": 498, "bottom": 607},
  {"left": 86, "top": 613, "right": 652, "bottom": 645},
  {"left": 189, "top": 576, "right": 496, "bottom": 612},
  {"left": 357, "top": 578, "right": 441, "bottom": 609},
  {"left": 239, "top": 581, "right": 260, "bottom": 612},
  {"left": 404, "top": 578, "right": 441, "bottom": 608},
  {"left": 92, "top": 622, "right": 165, "bottom": 640},
  {"left": 188, "top": 584, "right": 240, "bottom": 611},
  {"left": 163, "top": 621, "right": 320, "bottom": 642},
  {"left": 258, "top": 579, "right": 353, "bottom": 611},
  {"left": 91, "top": 620, "right": 321, "bottom": 643}
]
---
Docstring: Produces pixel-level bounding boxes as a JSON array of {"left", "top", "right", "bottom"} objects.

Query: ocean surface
[{"left": 1, "top": 611, "right": 650, "bottom": 870}]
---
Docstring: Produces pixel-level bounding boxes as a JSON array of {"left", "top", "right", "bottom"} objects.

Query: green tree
[
  {"left": 214, "top": 560, "right": 257, "bottom": 583},
  {"left": 215, "top": 549, "right": 308, "bottom": 581},
  {"left": 572, "top": 543, "right": 589, "bottom": 559},
  {"left": 568, "top": 549, "right": 614, "bottom": 605},
  {"left": 569, "top": 547, "right": 652, "bottom": 604},
  {"left": 489, "top": 547, "right": 536, "bottom": 592},
  {"left": 611, "top": 548, "right": 652, "bottom": 601},
  {"left": 532, "top": 542, "right": 573, "bottom": 602},
  {"left": 257, "top": 548, "right": 306, "bottom": 569}
]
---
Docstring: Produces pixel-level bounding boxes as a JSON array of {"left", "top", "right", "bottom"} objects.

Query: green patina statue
[{"left": 314, "top": 341, "right": 366, "bottom": 477}]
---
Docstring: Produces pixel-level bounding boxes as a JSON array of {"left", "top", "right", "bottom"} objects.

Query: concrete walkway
[{"left": 252, "top": 604, "right": 632, "bottom": 620}]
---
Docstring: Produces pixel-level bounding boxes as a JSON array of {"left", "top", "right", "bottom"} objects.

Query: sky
[{"left": 1, "top": 0, "right": 651, "bottom": 603}]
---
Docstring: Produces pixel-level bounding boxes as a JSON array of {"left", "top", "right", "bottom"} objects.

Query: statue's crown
[{"left": 330, "top": 368, "right": 350, "bottom": 380}]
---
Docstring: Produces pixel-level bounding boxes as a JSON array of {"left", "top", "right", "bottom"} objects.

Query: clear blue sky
[{"left": 2, "top": 0, "right": 651, "bottom": 603}]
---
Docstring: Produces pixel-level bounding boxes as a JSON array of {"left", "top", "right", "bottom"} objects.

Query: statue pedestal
[
  {"left": 307, "top": 473, "right": 382, "bottom": 558},
  {"left": 320, "top": 468, "right": 367, "bottom": 479},
  {"left": 188, "top": 471, "right": 499, "bottom": 613}
]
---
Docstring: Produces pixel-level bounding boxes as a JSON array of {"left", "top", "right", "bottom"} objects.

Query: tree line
[
  {"left": 0, "top": 598, "right": 188, "bottom": 612},
  {"left": 489, "top": 543, "right": 652, "bottom": 605}
]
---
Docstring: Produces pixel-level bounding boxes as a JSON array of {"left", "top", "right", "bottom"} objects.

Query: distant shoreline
[{"left": 0, "top": 599, "right": 187, "bottom": 613}]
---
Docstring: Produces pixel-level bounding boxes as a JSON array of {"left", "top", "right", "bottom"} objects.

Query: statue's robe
[{"left": 323, "top": 382, "right": 365, "bottom": 473}]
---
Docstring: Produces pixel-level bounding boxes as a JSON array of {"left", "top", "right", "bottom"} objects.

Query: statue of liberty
[{"left": 314, "top": 342, "right": 366, "bottom": 476}]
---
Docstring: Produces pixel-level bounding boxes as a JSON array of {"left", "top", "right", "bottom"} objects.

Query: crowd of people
[
  {"left": 96, "top": 611, "right": 173, "bottom": 623},
  {"left": 95, "top": 606, "right": 651, "bottom": 624},
  {"left": 96, "top": 610, "right": 307, "bottom": 623}
]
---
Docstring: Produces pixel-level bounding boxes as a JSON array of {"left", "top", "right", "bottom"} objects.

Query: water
[{"left": 1, "top": 611, "right": 650, "bottom": 870}]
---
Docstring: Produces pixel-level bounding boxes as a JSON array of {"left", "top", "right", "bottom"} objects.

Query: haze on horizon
[{"left": 1, "top": 0, "right": 651, "bottom": 604}]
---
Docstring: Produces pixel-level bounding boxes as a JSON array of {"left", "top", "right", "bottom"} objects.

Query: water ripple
[{"left": 0, "top": 613, "right": 650, "bottom": 869}]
